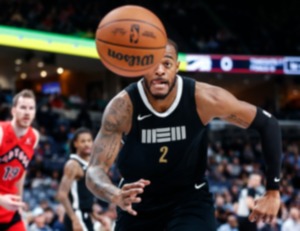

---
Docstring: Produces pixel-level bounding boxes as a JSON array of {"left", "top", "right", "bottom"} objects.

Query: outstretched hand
[
  {"left": 0, "top": 194, "right": 26, "bottom": 211},
  {"left": 249, "top": 190, "right": 280, "bottom": 223},
  {"left": 114, "top": 179, "right": 150, "bottom": 216}
]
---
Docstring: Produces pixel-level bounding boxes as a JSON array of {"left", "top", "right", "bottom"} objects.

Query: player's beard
[
  {"left": 143, "top": 76, "right": 177, "bottom": 100},
  {"left": 16, "top": 117, "right": 31, "bottom": 129},
  {"left": 78, "top": 147, "right": 91, "bottom": 157}
]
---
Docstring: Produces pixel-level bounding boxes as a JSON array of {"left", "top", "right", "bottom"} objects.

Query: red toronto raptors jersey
[{"left": 0, "top": 121, "right": 36, "bottom": 223}]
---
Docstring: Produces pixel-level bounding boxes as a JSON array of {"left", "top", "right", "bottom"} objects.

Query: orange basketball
[{"left": 96, "top": 5, "right": 167, "bottom": 77}]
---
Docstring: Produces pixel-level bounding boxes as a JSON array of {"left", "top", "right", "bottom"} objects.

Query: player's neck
[
  {"left": 10, "top": 120, "right": 29, "bottom": 138},
  {"left": 78, "top": 153, "right": 90, "bottom": 162},
  {"left": 145, "top": 83, "right": 178, "bottom": 113}
]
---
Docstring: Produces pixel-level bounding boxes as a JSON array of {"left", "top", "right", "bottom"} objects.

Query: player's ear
[
  {"left": 176, "top": 61, "right": 180, "bottom": 73},
  {"left": 11, "top": 107, "right": 16, "bottom": 117},
  {"left": 73, "top": 140, "right": 79, "bottom": 150}
]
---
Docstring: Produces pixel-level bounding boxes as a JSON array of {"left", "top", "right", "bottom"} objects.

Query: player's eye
[{"left": 164, "top": 61, "right": 172, "bottom": 68}]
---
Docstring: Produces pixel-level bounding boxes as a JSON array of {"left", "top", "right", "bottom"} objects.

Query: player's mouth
[
  {"left": 22, "top": 118, "right": 30, "bottom": 122},
  {"left": 84, "top": 147, "right": 92, "bottom": 153},
  {"left": 151, "top": 79, "right": 168, "bottom": 89}
]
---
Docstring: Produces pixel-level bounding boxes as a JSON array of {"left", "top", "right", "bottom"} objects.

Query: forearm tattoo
[
  {"left": 227, "top": 114, "right": 250, "bottom": 127},
  {"left": 86, "top": 96, "right": 131, "bottom": 202}
]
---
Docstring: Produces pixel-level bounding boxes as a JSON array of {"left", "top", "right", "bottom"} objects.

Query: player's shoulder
[
  {"left": 31, "top": 127, "right": 40, "bottom": 148},
  {"left": 0, "top": 121, "right": 9, "bottom": 146},
  {"left": 103, "top": 90, "right": 133, "bottom": 133},
  {"left": 32, "top": 127, "right": 40, "bottom": 139},
  {"left": 0, "top": 121, "right": 9, "bottom": 129},
  {"left": 62, "top": 158, "right": 84, "bottom": 179},
  {"left": 195, "top": 81, "right": 225, "bottom": 102},
  {"left": 106, "top": 90, "right": 133, "bottom": 112},
  {"left": 64, "top": 158, "right": 81, "bottom": 172},
  {"left": 195, "top": 81, "right": 222, "bottom": 92}
]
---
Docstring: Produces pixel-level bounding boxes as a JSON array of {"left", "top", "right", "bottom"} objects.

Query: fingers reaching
[
  {"left": 248, "top": 193, "right": 280, "bottom": 224},
  {"left": 118, "top": 178, "right": 150, "bottom": 216}
]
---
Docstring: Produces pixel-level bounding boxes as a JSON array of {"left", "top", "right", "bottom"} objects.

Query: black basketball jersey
[
  {"left": 118, "top": 76, "right": 208, "bottom": 196},
  {"left": 68, "top": 154, "right": 94, "bottom": 212}
]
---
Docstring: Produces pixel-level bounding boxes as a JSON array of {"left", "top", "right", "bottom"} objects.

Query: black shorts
[
  {"left": 238, "top": 216, "right": 257, "bottom": 231},
  {"left": 115, "top": 183, "right": 216, "bottom": 231},
  {"left": 0, "top": 212, "right": 24, "bottom": 231},
  {"left": 64, "top": 210, "right": 94, "bottom": 231}
]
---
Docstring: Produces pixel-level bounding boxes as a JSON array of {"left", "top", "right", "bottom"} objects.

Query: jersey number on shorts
[
  {"left": 2, "top": 166, "right": 20, "bottom": 181},
  {"left": 159, "top": 146, "right": 169, "bottom": 163}
]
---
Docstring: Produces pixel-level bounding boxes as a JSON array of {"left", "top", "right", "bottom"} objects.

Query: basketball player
[
  {"left": 57, "top": 127, "right": 110, "bottom": 231},
  {"left": 0, "top": 89, "right": 39, "bottom": 231},
  {"left": 86, "top": 39, "right": 282, "bottom": 231}
]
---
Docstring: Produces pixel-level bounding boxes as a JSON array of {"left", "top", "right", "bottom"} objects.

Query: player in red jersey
[{"left": 0, "top": 89, "right": 39, "bottom": 231}]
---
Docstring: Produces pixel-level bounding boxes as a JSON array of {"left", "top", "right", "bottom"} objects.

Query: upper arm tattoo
[{"left": 91, "top": 95, "right": 132, "bottom": 170}]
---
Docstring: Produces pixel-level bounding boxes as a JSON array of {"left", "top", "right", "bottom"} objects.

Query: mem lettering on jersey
[
  {"left": 0, "top": 146, "right": 30, "bottom": 168},
  {"left": 141, "top": 126, "right": 186, "bottom": 143}
]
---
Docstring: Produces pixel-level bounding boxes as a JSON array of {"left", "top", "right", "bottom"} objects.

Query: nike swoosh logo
[
  {"left": 137, "top": 114, "right": 152, "bottom": 121},
  {"left": 195, "top": 182, "right": 206, "bottom": 190},
  {"left": 274, "top": 177, "right": 280, "bottom": 182}
]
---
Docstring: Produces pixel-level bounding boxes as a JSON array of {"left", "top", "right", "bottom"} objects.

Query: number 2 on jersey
[{"left": 159, "top": 146, "right": 169, "bottom": 163}]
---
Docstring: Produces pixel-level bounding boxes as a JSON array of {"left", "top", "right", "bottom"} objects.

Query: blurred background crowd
[
  {"left": 1, "top": 0, "right": 300, "bottom": 231},
  {"left": 1, "top": 0, "right": 300, "bottom": 55}
]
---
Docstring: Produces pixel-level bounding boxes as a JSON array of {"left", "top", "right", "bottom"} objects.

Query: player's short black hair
[{"left": 167, "top": 39, "right": 179, "bottom": 56}]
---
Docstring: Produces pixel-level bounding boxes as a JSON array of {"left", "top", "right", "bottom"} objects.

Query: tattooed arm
[
  {"left": 195, "top": 82, "right": 256, "bottom": 127},
  {"left": 86, "top": 91, "right": 149, "bottom": 215},
  {"left": 86, "top": 91, "right": 131, "bottom": 201}
]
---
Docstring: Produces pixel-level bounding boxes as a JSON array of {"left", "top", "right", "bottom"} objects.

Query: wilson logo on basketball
[{"left": 107, "top": 49, "right": 154, "bottom": 66}]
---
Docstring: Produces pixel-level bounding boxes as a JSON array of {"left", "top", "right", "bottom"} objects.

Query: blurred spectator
[
  {"left": 258, "top": 217, "right": 281, "bottom": 231},
  {"left": 218, "top": 214, "right": 239, "bottom": 231},
  {"left": 44, "top": 207, "right": 56, "bottom": 228},
  {"left": 215, "top": 194, "right": 228, "bottom": 227},
  {"left": 281, "top": 207, "right": 300, "bottom": 231},
  {"left": 28, "top": 207, "right": 52, "bottom": 231},
  {"left": 52, "top": 204, "right": 66, "bottom": 231},
  {"left": 236, "top": 173, "right": 263, "bottom": 231},
  {"left": 49, "top": 94, "right": 65, "bottom": 109},
  {"left": 53, "top": 124, "right": 69, "bottom": 154},
  {"left": 74, "top": 105, "right": 92, "bottom": 129},
  {"left": 36, "top": 103, "right": 59, "bottom": 132}
]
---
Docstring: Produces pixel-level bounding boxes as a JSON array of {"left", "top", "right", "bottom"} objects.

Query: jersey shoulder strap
[{"left": 69, "top": 154, "right": 88, "bottom": 170}]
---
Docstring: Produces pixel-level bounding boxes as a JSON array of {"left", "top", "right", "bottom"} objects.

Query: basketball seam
[
  {"left": 96, "top": 39, "right": 166, "bottom": 49},
  {"left": 97, "top": 18, "right": 167, "bottom": 37}
]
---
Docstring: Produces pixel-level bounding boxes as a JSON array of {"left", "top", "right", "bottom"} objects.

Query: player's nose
[{"left": 155, "top": 64, "right": 165, "bottom": 76}]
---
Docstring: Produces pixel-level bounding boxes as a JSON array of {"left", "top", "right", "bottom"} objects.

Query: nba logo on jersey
[{"left": 141, "top": 126, "right": 186, "bottom": 143}]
